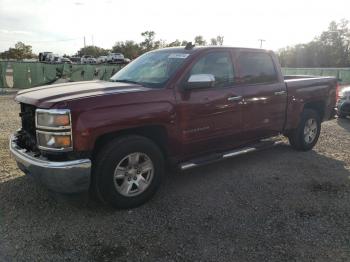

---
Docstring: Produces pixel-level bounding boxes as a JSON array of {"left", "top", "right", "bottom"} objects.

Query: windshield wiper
[{"left": 112, "top": 79, "right": 142, "bottom": 85}]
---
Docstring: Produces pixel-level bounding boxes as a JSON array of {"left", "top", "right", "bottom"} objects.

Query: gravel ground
[{"left": 0, "top": 94, "right": 350, "bottom": 262}]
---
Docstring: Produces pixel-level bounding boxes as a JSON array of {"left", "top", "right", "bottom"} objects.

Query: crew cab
[{"left": 10, "top": 46, "right": 338, "bottom": 208}]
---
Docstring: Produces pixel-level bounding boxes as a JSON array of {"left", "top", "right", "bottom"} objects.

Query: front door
[{"left": 175, "top": 50, "right": 243, "bottom": 158}]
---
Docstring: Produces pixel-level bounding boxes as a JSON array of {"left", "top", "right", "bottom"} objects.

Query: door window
[
  {"left": 238, "top": 52, "right": 278, "bottom": 84},
  {"left": 189, "top": 52, "right": 235, "bottom": 88}
]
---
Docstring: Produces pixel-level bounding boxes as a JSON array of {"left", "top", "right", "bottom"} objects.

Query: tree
[
  {"left": 210, "top": 36, "right": 224, "bottom": 46},
  {"left": 0, "top": 42, "right": 35, "bottom": 60},
  {"left": 112, "top": 40, "right": 141, "bottom": 59},
  {"left": 278, "top": 19, "right": 350, "bottom": 67},
  {"left": 181, "top": 40, "right": 188, "bottom": 46},
  {"left": 140, "top": 31, "right": 156, "bottom": 52},
  {"left": 194, "top": 35, "right": 206, "bottom": 46},
  {"left": 76, "top": 45, "right": 109, "bottom": 57},
  {"left": 167, "top": 39, "right": 182, "bottom": 47},
  {"left": 216, "top": 36, "right": 224, "bottom": 45},
  {"left": 210, "top": 38, "right": 218, "bottom": 45},
  {"left": 318, "top": 19, "right": 350, "bottom": 66},
  {"left": 153, "top": 39, "right": 166, "bottom": 50}
]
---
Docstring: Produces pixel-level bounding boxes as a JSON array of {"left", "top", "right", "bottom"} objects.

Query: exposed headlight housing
[
  {"left": 36, "top": 109, "right": 71, "bottom": 130},
  {"left": 35, "top": 109, "right": 73, "bottom": 152},
  {"left": 36, "top": 131, "right": 72, "bottom": 151}
]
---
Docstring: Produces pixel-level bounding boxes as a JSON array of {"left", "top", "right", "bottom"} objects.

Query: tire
[
  {"left": 288, "top": 109, "right": 321, "bottom": 151},
  {"left": 92, "top": 135, "right": 164, "bottom": 209}
]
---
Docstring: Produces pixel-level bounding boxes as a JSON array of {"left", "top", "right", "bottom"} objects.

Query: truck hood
[{"left": 15, "top": 80, "right": 149, "bottom": 108}]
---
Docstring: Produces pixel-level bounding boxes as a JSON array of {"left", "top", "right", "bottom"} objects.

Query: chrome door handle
[
  {"left": 227, "top": 96, "right": 243, "bottom": 101},
  {"left": 274, "top": 91, "right": 286, "bottom": 96}
]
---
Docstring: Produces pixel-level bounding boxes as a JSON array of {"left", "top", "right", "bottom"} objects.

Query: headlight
[
  {"left": 36, "top": 131, "right": 72, "bottom": 151},
  {"left": 35, "top": 109, "right": 73, "bottom": 152},
  {"left": 36, "top": 109, "right": 71, "bottom": 129}
]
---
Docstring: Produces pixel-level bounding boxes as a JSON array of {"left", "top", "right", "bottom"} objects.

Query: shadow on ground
[
  {"left": 337, "top": 117, "right": 350, "bottom": 132},
  {"left": 1, "top": 145, "right": 350, "bottom": 261}
]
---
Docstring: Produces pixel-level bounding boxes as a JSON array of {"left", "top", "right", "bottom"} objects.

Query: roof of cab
[{"left": 152, "top": 46, "right": 272, "bottom": 54}]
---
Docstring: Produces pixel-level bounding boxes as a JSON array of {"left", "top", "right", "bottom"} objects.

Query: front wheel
[
  {"left": 288, "top": 109, "right": 321, "bottom": 151},
  {"left": 92, "top": 135, "right": 164, "bottom": 209}
]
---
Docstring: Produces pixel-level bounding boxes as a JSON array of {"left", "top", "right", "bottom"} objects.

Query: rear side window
[
  {"left": 190, "top": 51, "right": 235, "bottom": 88},
  {"left": 238, "top": 52, "right": 278, "bottom": 84}
]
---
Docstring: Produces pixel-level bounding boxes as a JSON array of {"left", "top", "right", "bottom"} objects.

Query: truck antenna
[{"left": 185, "top": 42, "right": 195, "bottom": 50}]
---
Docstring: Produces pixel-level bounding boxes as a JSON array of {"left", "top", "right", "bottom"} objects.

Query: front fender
[{"left": 72, "top": 102, "right": 176, "bottom": 152}]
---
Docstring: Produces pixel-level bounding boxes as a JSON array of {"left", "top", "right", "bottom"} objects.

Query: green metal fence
[
  {"left": 2, "top": 62, "right": 350, "bottom": 89},
  {"left": 282, "top": 68, "right": 350, "bottom": 85},
  {"left": 0, "top": 61, "right": 124, "bottom": 88}
]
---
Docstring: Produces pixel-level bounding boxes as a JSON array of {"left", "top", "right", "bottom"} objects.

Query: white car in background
[
  {"left": 38, "top": 52, "right": 53, "bottom": 62},
  {"left": 46, "top": 54, "right": 62, "bottom": 63},
  {"left": 81, "top": 55, "right": 97, "bottom": 64},
  {"left": 107, "top": 53, "right": 124, "bottom": 63},
  {"left": 60, "top": 57, "right": 72, "bottom": 64},
  {"left": 97, "top": 56, "right": 108, "bottom": 64},
  {"left": 70, "top": 57, "right": 81, "bottom": 64},
  {"left": 87, "top": 57, "right": 97, "bottom": 64},
  {"left": 45, "top": 53, "right": 55, "bottom": 62}
]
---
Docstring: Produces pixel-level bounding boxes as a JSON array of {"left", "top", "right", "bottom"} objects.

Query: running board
[{"left": 179, "top": 140, "right": 283, "bottom": 171}]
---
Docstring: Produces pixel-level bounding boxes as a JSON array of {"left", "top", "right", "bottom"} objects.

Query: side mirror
[{"left": 186, "top": 74, "right": 215, "bottom": 89}]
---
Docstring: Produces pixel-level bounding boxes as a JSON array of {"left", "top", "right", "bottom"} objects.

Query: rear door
[
  {"left": 175, "top": 50, "right": 243, "bottom": 157},
  {"left": 236, "top": 51, "right": 287, "bottom": 140}
]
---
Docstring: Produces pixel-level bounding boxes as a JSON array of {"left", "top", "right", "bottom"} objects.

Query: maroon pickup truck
[{"left": 10, "top": 46, "right": 338, "bottom": 208}]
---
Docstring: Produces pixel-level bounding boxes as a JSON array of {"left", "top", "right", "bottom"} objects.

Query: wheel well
[
  {"left": 92, "top": 125, "right": 169, "bottom": 159},
  {"left": 304, "top": 101, "right": 325, "bottom": 120}
]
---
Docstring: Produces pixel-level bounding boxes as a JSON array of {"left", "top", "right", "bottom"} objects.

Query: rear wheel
[
  {"left": 288, "top": 109, "right": 321, "bottom": 151},
  {"left": 92, "top": 135, "right": 164, "bottom": 209}
]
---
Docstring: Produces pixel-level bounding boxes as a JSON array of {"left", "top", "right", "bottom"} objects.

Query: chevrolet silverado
[{"left": 10, "top": 45, "right": 338, "bottom": 208}]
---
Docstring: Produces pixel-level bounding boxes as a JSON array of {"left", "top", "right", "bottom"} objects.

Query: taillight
[{"left": 336, "top": 82, "right": 340, "bottom": 101}]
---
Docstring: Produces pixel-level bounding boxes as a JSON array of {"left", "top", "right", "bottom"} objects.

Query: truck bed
[{"left": 283, "top": 75, "right": 337, "bottom": 129}]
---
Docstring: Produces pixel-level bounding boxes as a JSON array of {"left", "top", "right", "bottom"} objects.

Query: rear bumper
[{"left": 9, "top": 135, "right": 91, "bottom": 193}]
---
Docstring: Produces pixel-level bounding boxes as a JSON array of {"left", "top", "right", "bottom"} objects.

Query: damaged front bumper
[{"left": 9, "top": 134, "right": 91, "bottom": 193}]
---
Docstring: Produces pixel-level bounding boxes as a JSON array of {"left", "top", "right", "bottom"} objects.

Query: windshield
[{"left": 110, "top": 50, "right": 190, "bottom": 88}]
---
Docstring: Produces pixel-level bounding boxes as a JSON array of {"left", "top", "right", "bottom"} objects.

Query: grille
[
  {"left": 20, "top": 103, "right": 36, "bottom": 136},
  {"left": 17, "top": 103, "right": 38, "bottom": 151}
]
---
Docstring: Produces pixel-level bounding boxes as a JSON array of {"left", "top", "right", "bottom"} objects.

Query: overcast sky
[{"left": 0, "top": 0, "right": 349, "bottom": 55}]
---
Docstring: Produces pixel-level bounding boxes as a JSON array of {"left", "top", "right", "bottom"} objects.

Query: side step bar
[{"left": 179, "top": 139, "right": 283, "bottom": 171}]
